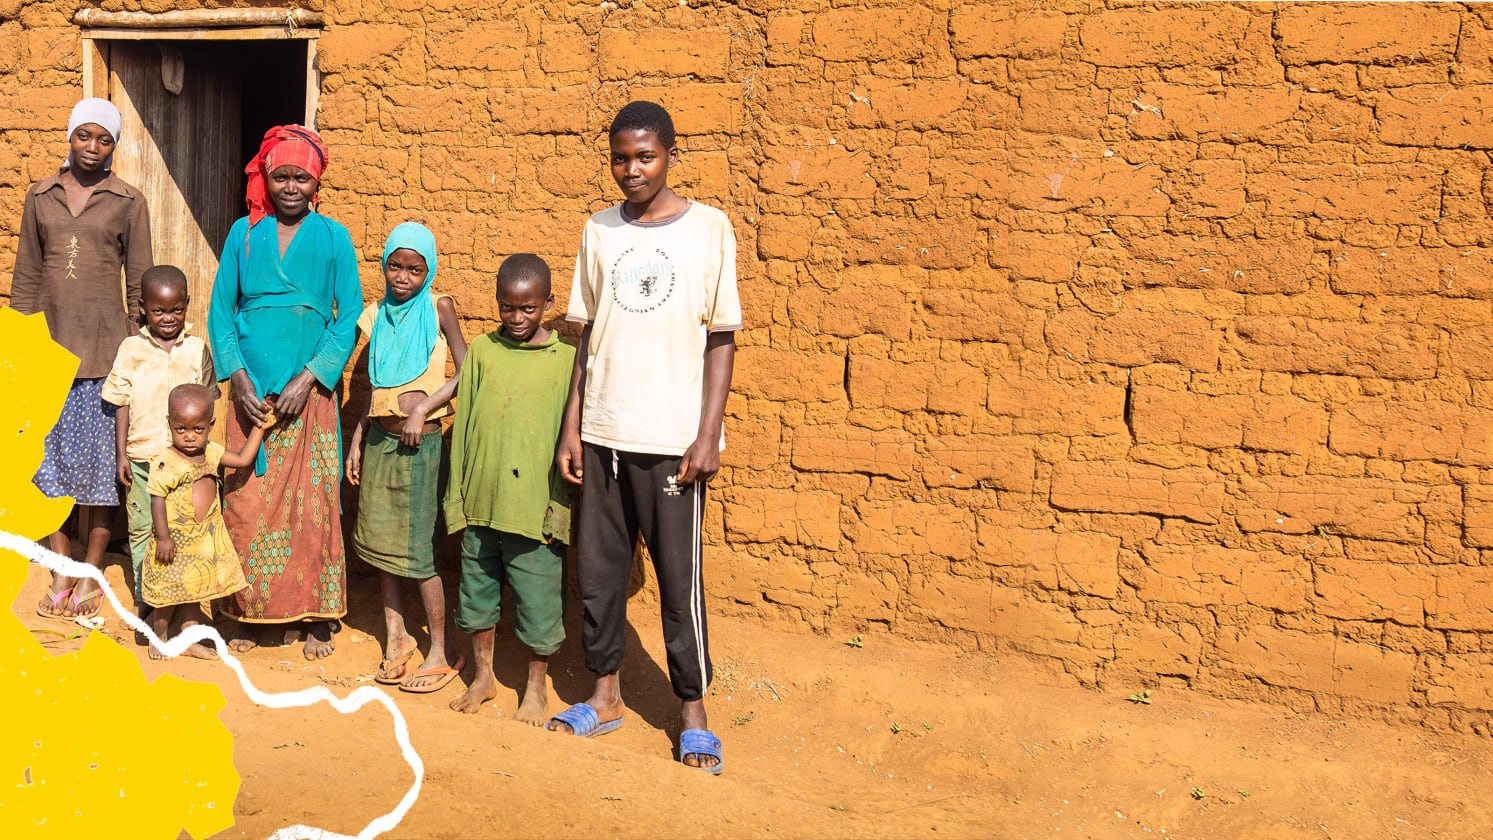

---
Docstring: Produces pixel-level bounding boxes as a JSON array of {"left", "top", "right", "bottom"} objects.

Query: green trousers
[
  {"left": 455, "top": 526, "right": 565, "bottom": 656},
  {"left": 124, "top": 460, "right": 152, "bottom": 602}
]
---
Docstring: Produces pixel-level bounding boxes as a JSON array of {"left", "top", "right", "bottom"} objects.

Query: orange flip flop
[
  {"left": 374, "top": 649, "right": 415, "bottom": 685},
  {"left": 399, "top": 655, "right": 466, "bottom": 694}
]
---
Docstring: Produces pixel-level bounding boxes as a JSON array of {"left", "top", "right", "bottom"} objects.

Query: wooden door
[{"left": 108, "top": 42, "right": 241, "bottom": 332}]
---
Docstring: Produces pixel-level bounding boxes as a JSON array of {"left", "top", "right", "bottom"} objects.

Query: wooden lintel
[
  {"left": 80, "top": 26, "right": 318, "bottom": 41},
  {"left": 73, "top": 8, "right": 324, "bottom": 30}
]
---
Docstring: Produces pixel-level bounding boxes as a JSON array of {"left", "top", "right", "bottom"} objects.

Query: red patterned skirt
[{"left": 221, "top": 385, "right": 347, "bottom": 623}]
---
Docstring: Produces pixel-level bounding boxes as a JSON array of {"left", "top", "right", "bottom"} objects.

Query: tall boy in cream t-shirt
[{"left": 548, "top": 101, "right": 741, "bottom": 775}]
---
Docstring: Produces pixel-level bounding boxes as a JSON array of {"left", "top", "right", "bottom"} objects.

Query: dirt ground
[{"left": 15, "top": 555, "right": 1493, "bottom": 840}]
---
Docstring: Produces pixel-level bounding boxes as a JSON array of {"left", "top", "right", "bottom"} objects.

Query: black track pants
[{"left": 577, "top": 442, "right": 712, "bottom": 701}]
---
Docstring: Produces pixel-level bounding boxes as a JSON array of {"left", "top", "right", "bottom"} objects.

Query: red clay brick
[
  {"left": 1235, "top": 475, "right": 1428, "bottom": 543},
  {"left": 1136, "top": 546, "right": 1310, "bottom": 612},
  {"left": 723, "top": 487, "right": 841, "bottom": 550},
  {"left": 1235, "top": 317, "right": 1438, "bottom": 380},
  {"left": 1133, "top": 388, "right": 1326, "bottom": 455},
  {"left": 1045, "top": 309, "right": 1219, "bottom": 371},
  {"left": 951, "top": 4, "right": 1065, "bottom": 60},
  {"left": 790, "top": 426, "right": 915, "bottom": 480},
  {"left": 734, "top": 348, "right": 844, "bottom": 403},
  {"left": 811, "top": 7, "right": 937, "bottom": 62},
  {"left": 599, "top": 27, "right": 730, "bottom": 81},
  {"left": 924, "top": 435, "right": 1035, "bottom": 493},
  {"left": 1330, "top": 400, "right": 1493, "bottom": 467},
  {"left": 1276, "top": 4, "right": 1460, "bottom": 65},
  {"left": 987, "top": 373, "right": 1126, "bottom": 436},
  {"left": 1050, "top": 462, "right": 1225, "bottom": 524},
  {"left": 1331, "top": 246, "right": 1493, "bottom": 298},
  {"left": 1078, "top": 7, "right": 1249, "bottom": 67}
]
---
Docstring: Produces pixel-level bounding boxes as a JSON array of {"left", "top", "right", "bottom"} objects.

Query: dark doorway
[
  {"left": 104, "top": 36, "right": 313, "bottom": 329},
  {"left": 222, "top": 39, "right": 310, "bottom": 223}
]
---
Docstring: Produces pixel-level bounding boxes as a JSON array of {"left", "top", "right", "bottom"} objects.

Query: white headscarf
[{"left": 64, "top": 98, "right": 123, "bottom": 170}]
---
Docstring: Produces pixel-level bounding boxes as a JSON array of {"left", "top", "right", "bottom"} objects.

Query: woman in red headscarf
[{"left": 208, "top": 125, "right": 363, "bottom": 659}]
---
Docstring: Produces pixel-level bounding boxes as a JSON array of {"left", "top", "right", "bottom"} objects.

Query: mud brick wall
[{"left": 3, "top": 1, "right": 1493, "bottom": 732}]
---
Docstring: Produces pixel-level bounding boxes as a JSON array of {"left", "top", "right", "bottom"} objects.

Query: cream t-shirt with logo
[{"left": 566, "top": 201, "right": 743, "bottom": 456}]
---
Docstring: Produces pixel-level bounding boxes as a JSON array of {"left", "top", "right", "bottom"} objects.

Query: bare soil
[{"left": 16, "top": 557, "right": 1493, "bottom": 840}]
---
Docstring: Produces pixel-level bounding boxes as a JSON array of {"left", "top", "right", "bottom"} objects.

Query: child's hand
[
  {"left": 556, "top": 429, "right": 584, "bottom": 485},
  {"left": 345, "top": 447, "right": 362, "bottom": 486},
  {"left": 258, "top": 408, "right": 278, "bottom": 430},
  {"left": 155, "top": 536, "right": 176, "bottom": 565},
  {"left": 399, "top": 414, "right": 426, "bottom": 448},
  {"left": 117, "top": 456, "right": 133, "bottom": 487}
]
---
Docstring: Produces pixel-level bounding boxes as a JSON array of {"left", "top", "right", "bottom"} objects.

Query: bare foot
[
  {"left": 134, "top": 606, "right": 153, "bottom": 647},
  {"left": 225, "top": 621, "right": 257, "bottom": 653},
  {"left": 680, "top": 698, "right": 719, "bottom": 769},
  {"left": 514, "top": 661, "right": 550, "bottom": 726},
  {"left": 182, "top": 642, "right": 218, "bottom": 660},
  {"left": 303, "top": 620, "right": 335, "bottom": 660},
  {"left": 449, "top": 669, "right": 500, "bottom": 714},
  {"left": 149, "top": 641, "right": 218, "bottom": 661},
  {"left": 548, "top": 674, "right": 624, "bottom": 734}
]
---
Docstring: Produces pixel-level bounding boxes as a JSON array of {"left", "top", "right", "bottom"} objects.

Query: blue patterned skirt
[{"left": 33, "top": 377, "right": 119, "bottom": 507}]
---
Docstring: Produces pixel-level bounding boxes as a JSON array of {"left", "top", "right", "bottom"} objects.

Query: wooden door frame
[
  {"left": 79, "top": 13, "right": 323, "bottom": 445},
  {"left": 78, "top": 12, "right": 321, "bottom": 129}
]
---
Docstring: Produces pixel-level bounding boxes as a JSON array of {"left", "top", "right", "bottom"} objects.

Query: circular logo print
[{"left": 610, "top": 247, "right": 675, "bottom": 314}]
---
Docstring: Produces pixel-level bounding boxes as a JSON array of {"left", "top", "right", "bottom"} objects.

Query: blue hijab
[{"left": 370, "top": 222, "right": 439, "bottom": 389}]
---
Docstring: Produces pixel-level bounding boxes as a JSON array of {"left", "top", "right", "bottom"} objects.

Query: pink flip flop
[
  {"left": 36, "top": 587, "right": 72, "bottom": 619},
  {"left": 68, "top": 587, "right": 104, "bottom": 620}
]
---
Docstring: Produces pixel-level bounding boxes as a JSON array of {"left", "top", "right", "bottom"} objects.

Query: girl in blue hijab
[
  {"left": 370, "top": 221, "right": 440, "bottom": 392},
  {"left": 347, "top": 221, "right": 470, "bottom": 693}
]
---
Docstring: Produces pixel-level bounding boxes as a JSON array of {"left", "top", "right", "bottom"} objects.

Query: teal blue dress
[
  {"left": 208, "top": 212, "right": 362, "bottom": 473},
  {"left": 208, "top": 211, "right": 362, "bottom": 625}
]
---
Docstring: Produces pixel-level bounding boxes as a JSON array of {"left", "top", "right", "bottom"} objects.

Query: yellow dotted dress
[{"left": 143, "top": 443, "right": 249, "bottom": 608}]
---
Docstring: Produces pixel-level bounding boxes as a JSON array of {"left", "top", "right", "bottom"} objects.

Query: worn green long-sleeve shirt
[{"left": 444, "top": 329, "right": 575, "bottom": 543}]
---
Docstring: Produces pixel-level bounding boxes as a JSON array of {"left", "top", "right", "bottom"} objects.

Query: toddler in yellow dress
[{"left": 144, "top": 383, "right": 270, "bottom": 660}]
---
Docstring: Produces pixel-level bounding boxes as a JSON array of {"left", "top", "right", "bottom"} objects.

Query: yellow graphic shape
[{"left": 0, "top": 308, "right": 239, "bottom": 838}]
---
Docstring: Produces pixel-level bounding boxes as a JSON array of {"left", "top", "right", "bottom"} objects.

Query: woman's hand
[
  {"left": 231, "top": 370, "right": 268, "bottom": 427},
  {"left": 556, "top": 428, "right": 584, "bottom": 485},
  {"left": 155, "top": 536, "right": 176, "bottom": 565},
  {"left": 274, "top": 369, "right": 318, "bottom": 418}
]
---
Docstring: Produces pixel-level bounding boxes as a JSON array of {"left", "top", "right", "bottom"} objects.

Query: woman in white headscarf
[{"left": 12, "top": 97, "right": 153, "bottom": 619}]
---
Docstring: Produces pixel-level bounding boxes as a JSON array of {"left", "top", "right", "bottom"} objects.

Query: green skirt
[{"left": 351, "top": 424, "right": 447, "bottom": 579}]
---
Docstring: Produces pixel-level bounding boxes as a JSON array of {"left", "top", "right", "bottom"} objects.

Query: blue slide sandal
[
  {"left": 679, "top": 728, "right": 724, "bottom": 775},
  {"left": 548, "top": 702, "right": 623, "bottom": 737}
]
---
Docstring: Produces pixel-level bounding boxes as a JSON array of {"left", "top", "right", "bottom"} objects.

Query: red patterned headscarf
[{"left": 244, "top": 125, "right": 328, "bottom": 228}]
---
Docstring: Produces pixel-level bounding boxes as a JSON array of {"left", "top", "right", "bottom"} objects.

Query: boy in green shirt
[{"left": 444, "top": 254, "right": 575, "bottom": 722}]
